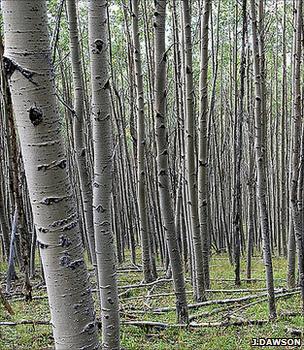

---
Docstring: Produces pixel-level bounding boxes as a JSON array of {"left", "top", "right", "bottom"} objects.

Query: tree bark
[
  {"left": 181, "top": 0, "right": 206, "bottom": 301},
  {"left": 131, "top": 0, "right": 154, "bottom": 283},
  {"left": 2, "top": 1, "right": 100, "bottom": 348},
  {"left": 88, "top": 0, "right": 120, "bottom": 347},
  {"left": 66, "top": 0, "right": 97, "bottom": 271},
  {"left": 154, "top": 0, "right": 189, "bottom": 324},
  {"left": 250, "top": 0, "right": 277, "bottom": 319},
  {"left": 290, "top": 0, "right": 304, "bottom": 313},
  {"left": 198, "top": 0, "right": 211, "bottom": 289}
]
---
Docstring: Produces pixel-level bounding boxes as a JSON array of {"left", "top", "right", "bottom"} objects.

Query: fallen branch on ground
[
  {"left": 119, "top": 288, "right": 281, "bottom": 303},
  {"left": 0, "top": 319, "right": 268, "bottom": 328},
  {"left": 128, "top": 288, "right": 300, "bottom": 314},
  {"left": 189, "top": 304, "right": 241, "bottom": 321},
  {"left": 0, "top": 311, "right": 300, "bottom": 329},
  {"left": 225, "top": 290, "right": 300, "bottom": 318},
  {"left": 0, "top": 320, "right": 51, "bottom": 326},
  {"left": 118, "top": 278, "right": 172, "bottom": 290}
]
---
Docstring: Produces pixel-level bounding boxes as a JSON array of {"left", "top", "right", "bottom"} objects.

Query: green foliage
[{"left": 0, "top": 254, "right": 302, "bottom": 350}]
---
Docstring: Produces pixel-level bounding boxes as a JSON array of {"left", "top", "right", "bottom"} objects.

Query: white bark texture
[
  {"left": 66, "top": 0, "right": 97, "bottom": 271},
  {"left": 290, "top": 0, "right": 304, "bottom": 312},
  {"left": 181, "top": 0, "right": 206, "bottom": 301},
  {"left": 250, "top": 0, "right": 277, "bottom": 319},
  {"left": 131, "top": 0, "right": 153, "bottom": 283},
  {"left": 2, "top": 1, "right": 99, "bottom": 349},
  {"left": 154, "top": 0, "right": 189, "bottom": 324},
  {"left": 198, "top": 0, "right": 211, "bottom": 289},
  {"left": 88, "top": 0, "right": 120, "bottom": 348}
]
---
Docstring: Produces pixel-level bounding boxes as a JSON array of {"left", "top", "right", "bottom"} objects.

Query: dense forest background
[{"left": 0, "top": 0, "right": 303, "bottom": 349}]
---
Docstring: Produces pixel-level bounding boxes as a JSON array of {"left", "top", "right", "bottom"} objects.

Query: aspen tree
[
  {"left": 131, "top": 0, "right": 154, "bottom": 283},
  {"left": 233, "top": 0, "right": 246, "bottom": 286},
  {"left": 290, "top": 0, "right": 304, "bottom": 313},
  {"left": 250, "top": 0, "right": 277, "bottom": 319},
  {"left": 66, "top": 0, "right": 97, "bottom": 270},
  {"left": 181, "top": 0, "right": 206, "bottom": 301},
  {"left": 154, "top": 0, "right": 189, "bottom": 323},
  {"left": 88, "top": 0, "right": 120, "bottom": 347},
  {"left": 2, "top": 1, "right": 100, "bottom": 348},
  {"left": 198, "top": 0, "right": 211, "bottom": 289}
]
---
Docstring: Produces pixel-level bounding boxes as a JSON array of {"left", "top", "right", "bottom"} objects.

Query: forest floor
[{"left": 0, "top": 253, "right": 303, "bottom": 350}]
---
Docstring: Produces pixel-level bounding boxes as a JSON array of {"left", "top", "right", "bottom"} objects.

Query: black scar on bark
[
  {"left": 96, "top": 205, "right": 106, "bottom": 213},
  {"left": 60, "top": 253, "right": 71, "bottom": 267},
  {"left": 84, "top": 322, "right": 96, "bottom": 334},
  {"left": 3, "top": 56, "right": 15, "bottom": 78},
  {"left": 37, "top": 226, "right": 49, "bottom": 233},
  {"left": 29, "top": 106, "right": 43, "bottom": 126},
  {"left": 103, "top": 79, "right": 110, "bottom": 90},
  {"left": 57, "top": 159, "right": 67, "bottom": 169},
  {"left": 80, "top": 148, "right": 86, "bottom": 157},
  {"left": 40, "top": 197, "right": 64, "bottom": 205},
  {"left": 186, "top": 65, "right": 192, "bottom": 74},
  {"left": 68, "top": 259, "right": 84, "bottom": 270},
  {"left": 94, "top": 39, "right": 104, "bottom": 53},
  {"left": 3, "top": 56, "right": 37, "bottom": 84},
  {"left": 37, "top": 159, "right": 66, "bottom": 171},
  {"left": 38, "top": 241, "right": 49, "bottom": 249},
  {"left": 59, "top": 235, "right": 71, "bottom": 248},
  {"left": 60, "top": 252, "right": 84, "bottom": 270},
  {"left": 62, "top": 220, "right": 77, "bottom": 231}
]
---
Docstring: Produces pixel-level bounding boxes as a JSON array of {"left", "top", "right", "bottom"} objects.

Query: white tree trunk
[
  {"left": 198, "top": 0, "right": 211, "bottom": 289},
  {"left": 131, "top": 0, "right": 154, "bottom": 283},
  {"left": 88, "top": 0, "right": 120, "bottom": 348},
  {"left": 250, "top": 0, "right": 276, "bottom": 319},
  {"left": 154, "top": 0, "right": 189, "bottom": 324},
  {"left": 181, "top": 0, "right": 206, "bottom": 301},
  {"left": 290, "top": 0, "right": 304, "bottom": 312},
  {"left": 66, "top": 0, "right": 97, "bottom": 272},
  {"left": 2, "top": 1, "right": 100, "bottom": 348}
]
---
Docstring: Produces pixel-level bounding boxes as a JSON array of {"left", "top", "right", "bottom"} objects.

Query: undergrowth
[{"left": 0, "top": 253, "right": 303, "bottom": 349}]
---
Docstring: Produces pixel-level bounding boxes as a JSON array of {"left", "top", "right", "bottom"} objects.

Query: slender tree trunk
[
  {"left": 290, "top": 0, "right": 304, "bottom": 313},
  {"left": 66, "top": 0, "right": 97, "bottom": 271},
  {"left": 287, "top": 0, "right": 297, "bottom": 289},
  {"left": 131, "top": 0, "right": 154, "bottom": 283},
  {"left": 182, "top": 0, "right": 206, "bottom": 302},
  {"left": 246, "top": 46, "right": 255, "bottom": 281},
  {"left": 88, "top": 0, "right": 120, "bottom": 347},
  {"left": 287, "top": 221, "right": 296, "bottom": 288},
  {"left": 0, "top": 33, "right": 11, "bottom": 262},
  {"left": 154, "top": 0, "right": 189, "bottom": 324},
  {"left": 198, "top": 0, "right": 211, "bottom": 289},
  {"left": 233, "top": 0, "right": 246, "bottom": 286},
  {"left": 250, "top": 0, "right": 277, "bottom": 319},
  {"left": 2, "top": 1, "right": 100, "bottom": 348},
  {"left": 281, "top": 0, "right": 287, "bottom": 258}
]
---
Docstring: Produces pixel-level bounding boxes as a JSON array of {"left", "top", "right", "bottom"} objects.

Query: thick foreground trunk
[{"left": 2, "top": 1, "right": 100, "bottom": 348}]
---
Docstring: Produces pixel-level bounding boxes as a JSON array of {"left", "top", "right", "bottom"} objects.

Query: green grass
[{"left": 0, "top": 253, "right": 303, "bottom": 349}]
